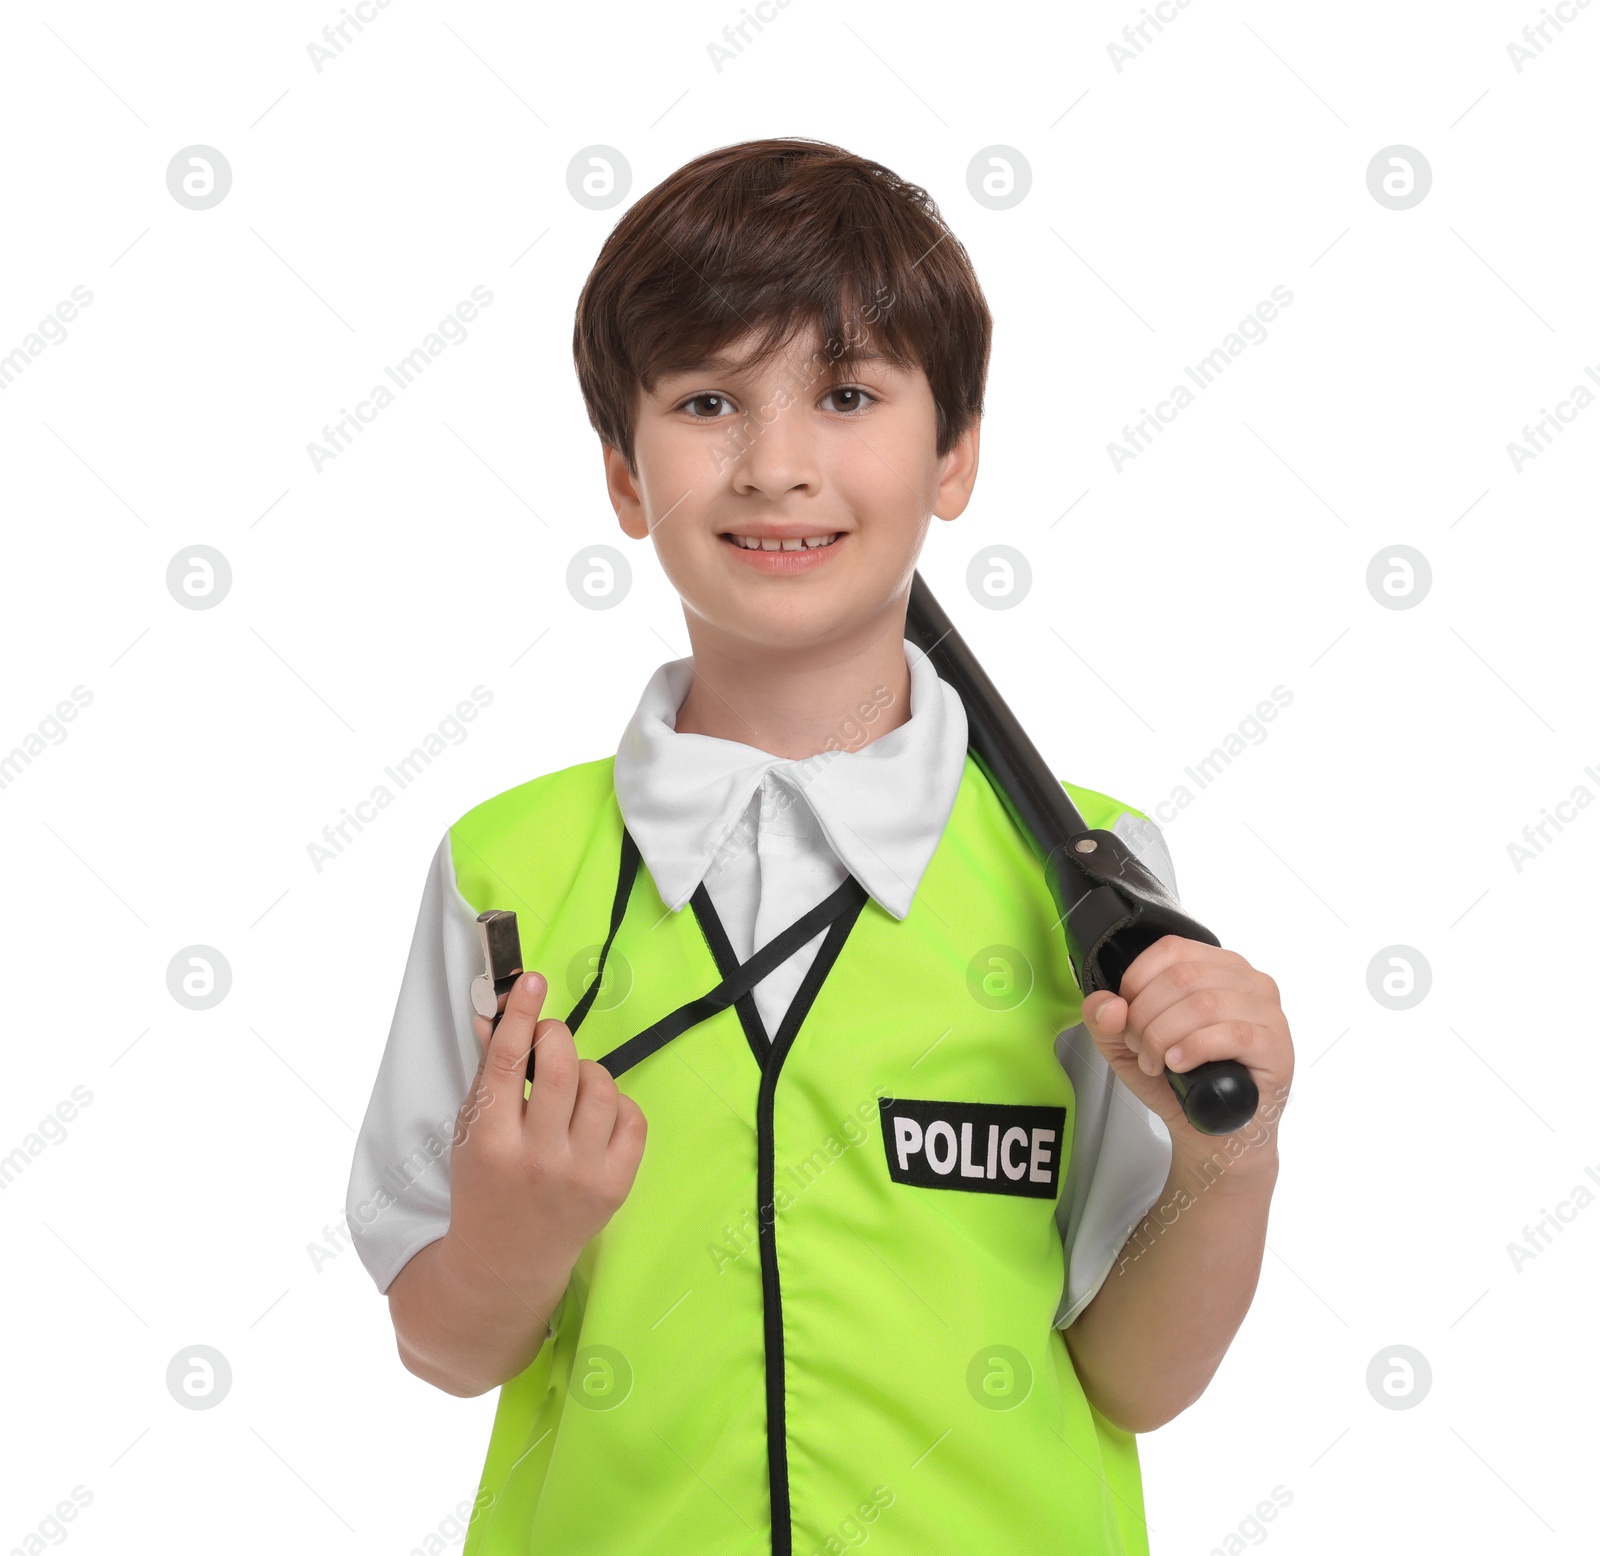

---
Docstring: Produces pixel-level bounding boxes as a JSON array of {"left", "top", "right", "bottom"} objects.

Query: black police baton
[{"left": 905, "top": 571, "right": 1258, "bottom": 1137}]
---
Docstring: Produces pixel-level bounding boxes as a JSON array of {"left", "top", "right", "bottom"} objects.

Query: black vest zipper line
[{"left": 746, "top": 890, "right": 869, "bottom": 1556}]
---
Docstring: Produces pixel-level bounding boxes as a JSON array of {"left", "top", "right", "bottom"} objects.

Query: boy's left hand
[{"left": 1081, "top": 935, "right": 1293, "bottom": 1179}]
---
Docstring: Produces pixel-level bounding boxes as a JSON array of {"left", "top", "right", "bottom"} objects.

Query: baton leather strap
[{"left": 1048, "top": 828, "right": 1221, "bottom": 995}]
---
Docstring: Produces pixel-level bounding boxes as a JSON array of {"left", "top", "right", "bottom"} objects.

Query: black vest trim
[
  {"left": 558, "top": 817, "right": 874, "bottom": 1556},
  {"left": 688, "top": 883, "right": 773, "bottom": 1070},
  {"left": 599, "top": 871, "right": 866, "bottom": 1079},
  {"left": 752, "top": 886, "right": 870, "bottom": 1556},
  {"left": 531, "top": 827, "right": 643, "bottom": 1085}
]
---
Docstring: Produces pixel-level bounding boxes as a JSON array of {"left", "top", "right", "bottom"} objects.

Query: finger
[
  {"left": 567, "top": 1058, "right": 621, "bottom": 1161},
  {"left": 1156, "top": 1019, "right": 1272, "bottom": 1075},
  {"left": 604, "top": 1094, "right": 649, "bottom": 1193},
  {"left": 1137, "top": 995, "right": 1262, "bottom": 1074},
  {"left": 1082, "top": 999, "right": 1189, "bottom": 1120},
  {"left": 611, "top": 1092, "right": 647, "bottom": 1154},
  {"left": 1125, "top": 962, "right": 1258, "bottom": 1050},
  {"left": 1118, "top": 935, "right": 1252, "bottom": 1003},
  {"left": 524, "top": 1014, "right": 581, "bottom": 1140},
  {"left": 478, "top": 971, "right": 548, "bottom": 1130}
]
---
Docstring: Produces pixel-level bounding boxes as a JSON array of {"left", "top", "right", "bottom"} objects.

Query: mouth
[
  {"left": 717, "top": 528, "right": 848, "bottom": 574},
  {"left": 719, "top": 532, "right": 843, "bottom": 552}
]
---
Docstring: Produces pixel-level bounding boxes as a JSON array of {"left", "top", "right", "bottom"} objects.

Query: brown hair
[{"left": 572, "top": 137, "right": 992, "bottom": 474}]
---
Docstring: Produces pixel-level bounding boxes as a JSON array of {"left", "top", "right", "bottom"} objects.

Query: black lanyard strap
[
  {"left": 545, "top": 823, "right": 868, "bottom": 1082},
  {"left": 599, "top": 867, "right": 867, "bottom": 1079},
  {"left": 526, "top": 827, "right": 643, "bottom": 1087}
]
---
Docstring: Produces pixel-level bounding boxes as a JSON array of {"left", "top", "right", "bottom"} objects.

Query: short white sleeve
[
  {"left": 1052, "top": 811, "right": 1181, "bottom": 1330},
  {"left": 344, "top": 831, "right": 484, "bottom": 1295}
]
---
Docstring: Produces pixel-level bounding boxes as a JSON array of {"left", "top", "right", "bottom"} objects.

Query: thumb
[
  {"left": 1082, "top": 990, "right": 1126, "bottom": 1037},
  {"left": 1082, "top": 991, "right": 1144, "bottom": 1077},
  {"left": 1083, "top": 993, "right": 1188, "bottom": 1129},
  {"left": 471, "top": 993, "right": 506, "bottom": 1064}
]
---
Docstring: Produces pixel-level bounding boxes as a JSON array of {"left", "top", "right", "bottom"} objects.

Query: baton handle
[{"left": 905, "top": 572, "right": 1258, "bottom": 1137}]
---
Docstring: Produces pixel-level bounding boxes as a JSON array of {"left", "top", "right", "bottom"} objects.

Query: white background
[{"left": 1, "top": 1, "right": 1595, "bottom": 1551}]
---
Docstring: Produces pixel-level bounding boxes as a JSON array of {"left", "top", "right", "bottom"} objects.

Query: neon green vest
[{"left": 453, "top": 753, "right": 1155, "bottom": 1555}]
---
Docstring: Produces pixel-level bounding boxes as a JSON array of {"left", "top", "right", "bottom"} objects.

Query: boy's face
[{"left": 605, "top": 322, "right": 980, "bottom": 655}]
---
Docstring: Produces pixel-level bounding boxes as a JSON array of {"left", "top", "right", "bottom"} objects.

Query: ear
[
  {"left": 932, "top": 416, "right": 981, "bottom": 523},
  {"left": 604, "top": 443, "right": 649, "bottom": 540}
]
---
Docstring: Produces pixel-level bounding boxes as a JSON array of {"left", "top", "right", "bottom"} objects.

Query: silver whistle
[{"left": 470, "top": 909, "right": 524, "bottom": 1029}]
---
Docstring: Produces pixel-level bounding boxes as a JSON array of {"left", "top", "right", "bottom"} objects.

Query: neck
[{"left": 672, "top": 608, "right": 913, "bottom": 760}]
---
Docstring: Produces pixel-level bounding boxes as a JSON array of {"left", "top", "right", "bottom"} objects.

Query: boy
[{"left": 345, "top": 138, "right": 1295, "bottom": 1555}]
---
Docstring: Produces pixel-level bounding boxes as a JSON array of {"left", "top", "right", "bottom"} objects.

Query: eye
[
  {"left": 679, "top": 392, "right": 737, "bottom": 419},
  {"left": 823, "top": 385, "right": 877, "bottom": 415}
]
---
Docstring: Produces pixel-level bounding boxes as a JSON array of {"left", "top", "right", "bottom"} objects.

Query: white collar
[{"left": 613, "top": 639, "right": 969, "bottom": 920}]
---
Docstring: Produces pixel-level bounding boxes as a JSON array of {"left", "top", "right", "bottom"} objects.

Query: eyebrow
[{"left": 690, "top": 346, "right": 886, "bottom": 374}]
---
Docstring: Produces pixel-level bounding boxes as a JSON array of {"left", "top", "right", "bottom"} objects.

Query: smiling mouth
[{"left": 720, "top": 532, "right": 843, "bottom": 552}]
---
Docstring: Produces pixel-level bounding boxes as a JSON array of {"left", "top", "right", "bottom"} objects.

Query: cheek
[
  {"left": 834, "top": 418, "right": 937, "bottom": 510},
  {"left": 648, "top": 522, "right": 716, "bottom": 598},
  {"left": 639, "top": 436, "right": 715, "bottom": 507},
  {"left": 634, "top": 465, "right": 723, "bottom": 554}
]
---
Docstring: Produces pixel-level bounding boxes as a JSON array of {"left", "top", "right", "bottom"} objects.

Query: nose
[{"left": 724, "top": 391, "right": 819, "bottom": 500}]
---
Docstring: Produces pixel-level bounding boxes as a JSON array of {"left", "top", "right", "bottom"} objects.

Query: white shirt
[{"left": 345, "top": 640, "right": 1178, "bottom": 1330}]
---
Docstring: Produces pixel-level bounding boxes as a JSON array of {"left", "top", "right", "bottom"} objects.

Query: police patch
[{"left": 877, "top": 1098, "right": 1066, "bottom": 1199}]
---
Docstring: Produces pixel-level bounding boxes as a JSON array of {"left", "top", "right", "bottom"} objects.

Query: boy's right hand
[{"left": 446, "top": 970, "right": 648, "bottom": 1297}]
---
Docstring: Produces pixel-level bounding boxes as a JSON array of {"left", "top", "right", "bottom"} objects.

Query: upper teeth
[{"left": 730, "top": 534, "right": 840, "bottom": 551}]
